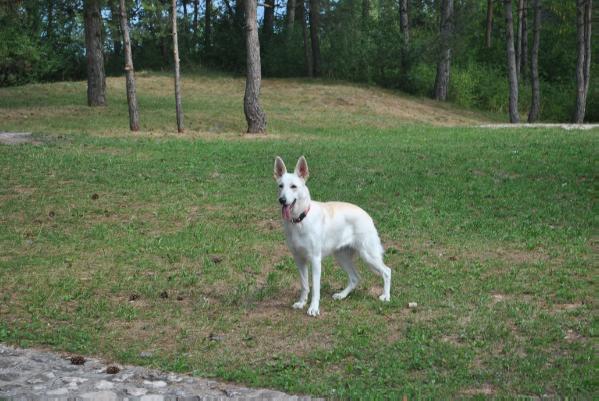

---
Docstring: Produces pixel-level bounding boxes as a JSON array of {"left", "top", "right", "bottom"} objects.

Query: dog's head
[{"left": 273, "top": 156, "right": 309, "bottom": 221}]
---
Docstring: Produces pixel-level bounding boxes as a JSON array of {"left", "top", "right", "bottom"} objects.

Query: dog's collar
[{"left": 291, "top": 204, "right": 311, "bottom": 224}]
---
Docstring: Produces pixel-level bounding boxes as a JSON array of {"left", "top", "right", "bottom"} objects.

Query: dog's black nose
[{"left": 278, "top": 197, "right": 286, "bottom": 205}]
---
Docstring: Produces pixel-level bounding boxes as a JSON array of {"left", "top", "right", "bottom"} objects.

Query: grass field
[{"left": 0, "top": 72, "right": 597, "bottom": 398}]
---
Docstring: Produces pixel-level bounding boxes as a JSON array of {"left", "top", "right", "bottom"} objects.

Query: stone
[
  {"left": 140, "top": 395, "right": 164, "bottom": 401},
  {"left": 95, "top": 380, "right": 114, "bottom": 390},
  {"left": 26, "top": 376, "right": 46, "bottom": 384},
  {"left": 44, "top": 371, "right": 57, "bottom": 379},
  {"left": 124, "top": 386, "right": 148, "bottom": 396},
  {"left": 46, "top": 388, "right": 69, "bottom": 395},
  {"left": 111, "top": 374, "right": 133, "bottom": 383},
  {"left": 144, "top": 380, "right": 167, "bottom": 388},
  {"left": 166, "top": 373, "right": 182, "bottom": 382},
  {"left": 139, "top": 351, "right": 154, "bottom": 358},
  {"left": 0, "top": 372, "right": 19, "bottom": 381},
  {"left": 79, "top": 391, "right": 118, "bottom": 401},
  {"left": 62, "top": 377, "right": 88, "bottom": 384}
]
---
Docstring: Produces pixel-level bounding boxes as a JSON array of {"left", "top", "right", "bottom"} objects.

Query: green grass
[{"left": 0, "top": 72, "right": 597, "bottom": 398}]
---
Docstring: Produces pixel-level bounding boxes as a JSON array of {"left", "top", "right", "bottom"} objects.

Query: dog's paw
[
  {"left": 292, "top": 301, "right": 306, "bottom": 309},
  {"left": 379, "top": 294, "right": 390, "bottom": 302},
  {"left": 307, "top": 306, "right": 320, "bottom": 316},
  {"left": 332, "top": 292, "right": 347, "bottom": 300}
]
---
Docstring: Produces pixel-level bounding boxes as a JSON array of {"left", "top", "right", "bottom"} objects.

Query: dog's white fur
[{"left": 274, "top": 156, "right": 391, "bottom": 317}]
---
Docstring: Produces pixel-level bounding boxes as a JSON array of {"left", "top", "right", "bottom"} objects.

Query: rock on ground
[{"left": 0, "top": 344, "right": 319, "bottom": 401}]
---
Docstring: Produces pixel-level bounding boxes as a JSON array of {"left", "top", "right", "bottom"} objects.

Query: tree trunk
[
  {"left": 434, "top": 0, "right": 453, "bottom": 101},
  {"left": 243, "top": 0, "right": 266, "bottom": 133},
  {"left": 46, "top": 0, "right": 54, "bottom": 41},
  {"left": 299, "top": 0, "right": 313, "bottom": 76},
  {"left": 84, "top": 0, "right": 106, "bottom": 107},
  {"left": 205, "top": 0, "right": 212, "bottom": 48},
  {"left": 516, "top": 0, "right": 523, "bottom": 78},
  {"left": 485, "top": 0, "right": 493, "bottom": 48},
  {"left": 574, "top": 0, "right": 592, "bottom": 123},
  {"left": 172, "top": 0, "right": 184, "bottom": 133},
  {"left": 362, "top": 0, "right": 369, "bottom": 24},
  {"left": 520, "top": 0, "right": 528, "bottom": 81},
  {"left": 399, "top": 0, "right": 409, "bottom": 46},
  {"left": 119, "top": 0, "right": 140, "bottom": 131},
  {"left": 193, "top": 0, "right": 199, "bottom": 33},
  {"left": 286, "top": 0, "right": 296, "bottom": 31},
  {"left": 527, "top": 0, "right": 540, "bottom": 122},
  {"left": 583, "top": 0, "right": 592, "bottom": 108},
  {"left": 309, "top": 0, "right": 321, "bottom": 77},
  {"left": 287, "top": 0, "right": 296, "bottom": 31},
  {"left": 399, "top": 0, "right": 409, "bottom": 71},
  {"left": 264, "top": 0, "right": 275, "bottom": 39},
  {"left": 504, "top": 0, "right": 520, "bottom": 123}
]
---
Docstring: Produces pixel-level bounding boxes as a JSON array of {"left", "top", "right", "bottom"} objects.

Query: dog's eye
[
  {"left": 291, "top": 185, "right": 297, "bottom": 189},
  {"left": 278, "top": 184, "right": 283, "bottom": 188}
]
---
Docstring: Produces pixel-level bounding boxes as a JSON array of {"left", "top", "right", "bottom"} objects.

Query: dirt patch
[
  {"left": 460, "top": 383, "right": 496, "bottom": 396},
  {"left": 563, "top": 329, "right": 584, "bottom": 342},
  {"left": 490, "top": 293, "right": 507, "bottom": 305},
  {"left": 552, "top": 302, "right": 583, "bottom": 312},
  {"left": 0, "top": 132, "right": 42, "bottom": 145}
]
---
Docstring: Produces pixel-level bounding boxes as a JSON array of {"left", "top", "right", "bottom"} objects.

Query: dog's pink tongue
[{"left": 282, "top": 205, "right": 290, "bottom": 220}]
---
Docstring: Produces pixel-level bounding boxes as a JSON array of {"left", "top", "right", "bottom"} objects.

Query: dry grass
[{"left": 0, "top": 73, "right": 492, "bottom": 139}]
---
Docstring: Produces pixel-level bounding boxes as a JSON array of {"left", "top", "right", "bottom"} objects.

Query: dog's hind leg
[
  {"left": 358, "top": 238, "right": 391, "bottom": 302},
  {"left": 292, "top": 254, "right": 309, "bottom": 309},
  {"left": 333, "top": 248, "right": 360, "bottom": 300}
]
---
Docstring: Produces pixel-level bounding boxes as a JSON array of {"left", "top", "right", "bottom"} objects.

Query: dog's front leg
[
  {"left": 292, "top": 255, "right": 309, "bottom": 309},
  {"left": 307, "top": 256, "right": 321, "bottom": 316}
]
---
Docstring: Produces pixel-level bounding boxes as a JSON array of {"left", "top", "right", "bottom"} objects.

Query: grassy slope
[{"left": 0, "top": 73, "right": 597, "bottom": 398}]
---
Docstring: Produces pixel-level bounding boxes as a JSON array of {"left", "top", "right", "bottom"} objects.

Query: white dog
[{"left": 274, "top": 156, "right": 391, "bottom": 316}]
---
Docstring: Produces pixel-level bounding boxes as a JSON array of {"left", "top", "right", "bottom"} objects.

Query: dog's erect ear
[
  {"left": 274, "top": 156, "right": 287, "bottom": 180},
  {"left": 294, "top": 156, "right": 309, "bottom": 181}
]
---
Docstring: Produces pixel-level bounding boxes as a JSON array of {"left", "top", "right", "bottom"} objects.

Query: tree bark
[
  {"left": 399, "top": 0, "right": 409, "bottom": 71},
  {"left": 399, "top": 0, "right": 409, "bottom": 46},
  {"left": 287, "top": 0, "right": 296, "bottom": 31},
  {"left": 309, "top": 0, "right": 321, "bottom": 77},
  {"left": 193, "top": 0, "right": 199, "bottom": 33},
  {"left": 172, "top": 0, "right": 184, "bottom": 133},
  {"left": 264, "top": 0, "right": 275, "bottom": 39},
  {"left": 205, "top": 0, "right": 212, "bottom": 48},
  {"left": 299, "top": 0, "right": 313, "bottom": 76},
  {"left": 504, "top": 0, "right": 520, "bottom": 123},
  {"left": 119, "top": 0, "right": 140, "bottom": 131},
  {"left": 485, "top": 0, "right": 493, "bottom": 47},
  {"left": 520, "top": 0, "right": 528, "bottom": 81},
  {"left": 46, "top": 0, "right": 54, "bottom": 41},
  {"left": 574, "top": 0, "right": 592, "bottom": 123},
  {"left": 527, "top": 0, "right": 540, "bottom": 122},
  {"left": 362, "top": 0, "right": 369, "bottom": 24},
  {"left": 516, "top": 0, "right": 523, "bottom": 78},
  {"left": 84, "top": 0, "right": 106, "bottom": 107},
  {"left": 243, "top": 0, "right": 267, "bottom": 133},
  {"left": 286, "top": 0, "right": 296, "bottom": 31},
  {"left": 583, "top": 0, "right": 592, "bottom": 109},
  {"left": 434, "top": 0, "right": 453, "bottom": 101}
]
